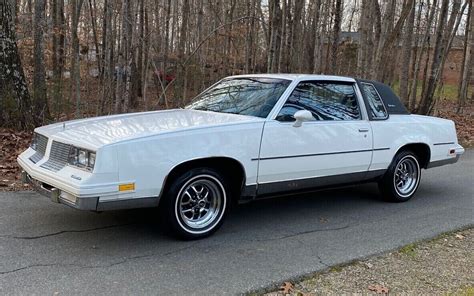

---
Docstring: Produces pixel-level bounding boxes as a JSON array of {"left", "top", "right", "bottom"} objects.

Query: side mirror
[{"left": 293, "top": 110, "right": 314, "bottom": 127}]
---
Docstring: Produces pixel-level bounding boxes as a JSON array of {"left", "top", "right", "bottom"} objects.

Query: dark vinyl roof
[{"left": 356, "top": 79, "right": 410, "bottom": 117}]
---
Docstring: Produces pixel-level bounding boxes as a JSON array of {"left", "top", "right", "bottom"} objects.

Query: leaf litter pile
[
  {"left": 0, "top": 128, "right": 32, "bottom": 191},
  {"left": 436, "top": 100, "right": 474, "bottom": 147}
]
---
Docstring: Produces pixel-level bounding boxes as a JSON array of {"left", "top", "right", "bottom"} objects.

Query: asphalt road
[{"left": 1, "top": 151, "right": 473, "bottom": 295}]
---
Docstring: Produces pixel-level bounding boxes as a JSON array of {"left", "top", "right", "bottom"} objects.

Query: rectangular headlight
[
  {"left": 30, "top": 133, "right": 38, "bottom": 150},
  {"left": 68, "top": 147, "right": 96, "bottom": 171},
  {"left": 78, "top": 150, "right": 87, "bottom": 166},
  {"left": 89, "top": 152, "right": 96, "bottom": 167}
]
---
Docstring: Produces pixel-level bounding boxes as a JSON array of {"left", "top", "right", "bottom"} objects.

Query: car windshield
[{"left": 186, "top": 77, "right": 291, "bottom": 118}]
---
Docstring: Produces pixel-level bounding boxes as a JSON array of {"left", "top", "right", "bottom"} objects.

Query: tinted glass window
[
  {"left": 361, "top": 83, "right": 388, "bottom": 119},
  {"left": 276, "top": 82, "right": 361, "bottom": 121},
  {"left": 187, "top": 78, "right": 291, "bottom": 118}
]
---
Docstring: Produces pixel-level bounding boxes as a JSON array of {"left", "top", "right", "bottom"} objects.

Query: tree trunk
[
  {"left": 99, "top": 0, "right": 107, "bottom": 79},
  {"left": 417, "top": 0, "right": 449, "bottom": 114},
  {"left": 357, "top": 0, "right": 371, "bottom": 78},
  {"left": 399, "top": 0, "right": 415, "bottom": 105},
  {"left": 99, "top": 0, "right": 114, "bottom": 114},
  {"left": 429, "top": 0, "right": 465, "bottom": 112},
  {"left": 51, "top": 0, "right": 65, "bottom": 119},
  {"left": 176, "top": 0, "right": 189, "bottom": 101},
  {"left": 88, "top": 0, "right": 101, "bottom": 74},
  {"left": 284, "top": 0, "right": 292, "bottom": 72},
  {"left": 70, "top": 0, "right": 84, "bottom": 118},
  {"left": 32, "top": 0, "right": 49, "bottom": 124},
  {"left": 159, "top": 0, "right": 171, "bottom": 105},
  {"left": 311, "top": 0, "right": 321, "bottom": 73},
  {"left": 290, "top": 0, "right": 303, "bottom": 72},
  {"left": 136, "top": 0, "right": 144, "bottom": 99},
  {"left": 458, "top": 0, "right": 473, "bottom": 113},
  {"left": 410, "top": 0, "right": 437, "bottom": 111},
  {"left": 372, "top": 0, "right": 413, "bottom": 81},
  {"left": 128, "top": 0, "right": 140, "bottom": 109},
  {"left": 277, "top": 0, "right": 286, "bottom": 72},
  {"left": 267, "top": 0, "right": 282, "bottom": 73},
  {"left": 115, "top": 0, "right": 133, "bottom": 112},
  {"left": 330, "top": 0, "right": 342, "bottom": 74},
  {"left": 0, "top": 0, "right": 31, "bottom": 129}
]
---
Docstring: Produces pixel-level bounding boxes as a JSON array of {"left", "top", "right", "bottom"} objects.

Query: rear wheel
[
  {"left": 378, "top": 151, "right": 421, "bottom": 202},
  {"left": 161, "top": 168, "right": 229, "bottom": 240}
]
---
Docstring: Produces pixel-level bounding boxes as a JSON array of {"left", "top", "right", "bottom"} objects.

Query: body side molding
[
  {"left": 251, "top": 148, "right": 390, "bottom": 161},
  {"left": 248, "top": 169, "right": 386, "bottom": 198}
]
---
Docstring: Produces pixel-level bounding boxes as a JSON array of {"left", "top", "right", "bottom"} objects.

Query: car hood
[{"left": 36, "top": 109, "right": 262, "bottom": 150}]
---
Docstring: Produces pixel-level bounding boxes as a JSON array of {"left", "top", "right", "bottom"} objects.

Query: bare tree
[
  {"left": 115, "top": 0, "right": 133, "bottom": 113},
  {"left": 51, "top": 0, "right": 65, "bottom": 118},
  {"left": 410, "top": 0, "right": 437, "bottom": 111},
  {"left": 330, "top": 0, "right": 343, "bottom": 74},
  {"left": 357, "top": 0, "right": 371, "bottom": 78},
  {"left": 372, "top": 0, "right": 414, "bottom": 82},
  {"left": 311, "top": 0, "right": 322, "bottom": 73},
  {"left": 399, "top": 0, "right": 415, "bottom": 105},
  {"left": 418, "top": 0, "right": 461, "bottom": 114},
  {"left": 458, "top": 0, "right": 473, "bottom": 113},
  {"left": 0, "top": 0, "right": 31, "bottom": 128},
  {"left": 4, "top": 0, "right": 473, "bottom": 129},
  {"left": 267, "top": 0, "right": 282, "bottom": 72},
  {"left": 70, "top": 0, "right": 85, "bottom": 118},
  {"left": 32, "top": 0, "right": 49, "bottom": 124}
]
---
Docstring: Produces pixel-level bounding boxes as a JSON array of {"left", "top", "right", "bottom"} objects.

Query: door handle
[{"left": 358, "top": 128, "right": 369, "bottom": 132}]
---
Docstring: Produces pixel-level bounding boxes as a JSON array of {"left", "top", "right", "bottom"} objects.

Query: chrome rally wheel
[
  {"left": 175, "top": 175, "right": 226, "bottom": 233},
  {"left": 162, "top": 168, "right": 229, "bottom": 240},
  {"left": 393, "top": 155, "right": 420, "bottom": 198},
  {"left": 379, "top": 151, "right": 421, "bottom": 202}
]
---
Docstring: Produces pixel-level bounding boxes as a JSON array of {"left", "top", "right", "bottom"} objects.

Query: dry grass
[{"left": 264, "top": 228, "right": 474, "bottom": 296}]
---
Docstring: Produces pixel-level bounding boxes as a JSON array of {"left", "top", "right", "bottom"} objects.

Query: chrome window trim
[
  {"left": 360, "top": 82, "right": 389, "bottom": 120},
  {"left": 270, "top": 79, "right": 368, "bottom": 122}
]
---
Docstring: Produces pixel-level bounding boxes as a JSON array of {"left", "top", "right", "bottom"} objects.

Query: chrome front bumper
[{"left": 21, "top": 171, "right": 99, "bottom": 210}]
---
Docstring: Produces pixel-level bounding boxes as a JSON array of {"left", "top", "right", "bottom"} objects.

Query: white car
[{"left": 18, "top": 74, "right": 464, "bottom": 239}]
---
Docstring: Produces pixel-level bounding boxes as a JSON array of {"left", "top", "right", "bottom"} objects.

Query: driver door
[{"left": 257, "top": 80, "right": 373, "bottom": 195}]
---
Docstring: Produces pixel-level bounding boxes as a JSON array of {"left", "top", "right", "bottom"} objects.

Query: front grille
[
  {"left": 29, "top": 134, "right": 48, "bottom": 163},
  {"left": 40, "top": 141, "right": 71, "bottom": 172}
]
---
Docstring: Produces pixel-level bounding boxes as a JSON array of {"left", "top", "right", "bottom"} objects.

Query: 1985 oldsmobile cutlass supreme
[{"left": 18, "top": 74, "right": 464, "bottom": 239}]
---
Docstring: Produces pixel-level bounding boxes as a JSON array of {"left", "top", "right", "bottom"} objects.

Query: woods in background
[{"left": 0, "top": 0, "right": 473, "bottom": 129}]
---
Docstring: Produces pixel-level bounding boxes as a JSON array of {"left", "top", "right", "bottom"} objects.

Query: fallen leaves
[
  {"left": 436, "top": 100, "right": 474, "bottom": 148},
  {"left": 363, "top": 262, "right": 373, "bottom": 269},
  {"left": 279, "top": 282, "right": 294, "bottom": 294},
  {"left": 319, "top": 217, "right": 329, "bottom": 224},
  {"left": 0, "top": 128, "right": 32, "bottom": 191},
  {"left": 368, "top": 284, "right": 389, "bottom": 294}
]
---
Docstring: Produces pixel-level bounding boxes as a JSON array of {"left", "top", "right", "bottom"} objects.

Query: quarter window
[
  {"left": 361, "top": 83, "right": 388, "bottom": 119},
  {"left": 276, "top": 82, "right": 361, "bottom": 121}
]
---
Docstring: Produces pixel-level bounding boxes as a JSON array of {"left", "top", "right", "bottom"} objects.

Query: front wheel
[
  {"left": 378, "top": 151, "right": 421, "bottom": 202},
  {"left": 161, "top": 168, "right": 229, "bottom": 240}
]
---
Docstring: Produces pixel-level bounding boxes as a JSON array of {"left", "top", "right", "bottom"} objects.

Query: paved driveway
[{"left": 1, "top": 150, "right": 472, "bottom": 295}]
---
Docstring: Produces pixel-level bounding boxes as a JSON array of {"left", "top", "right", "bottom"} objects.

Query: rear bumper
[{"left": 427, "top": 144, "right": 464, "bottom": 169}]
